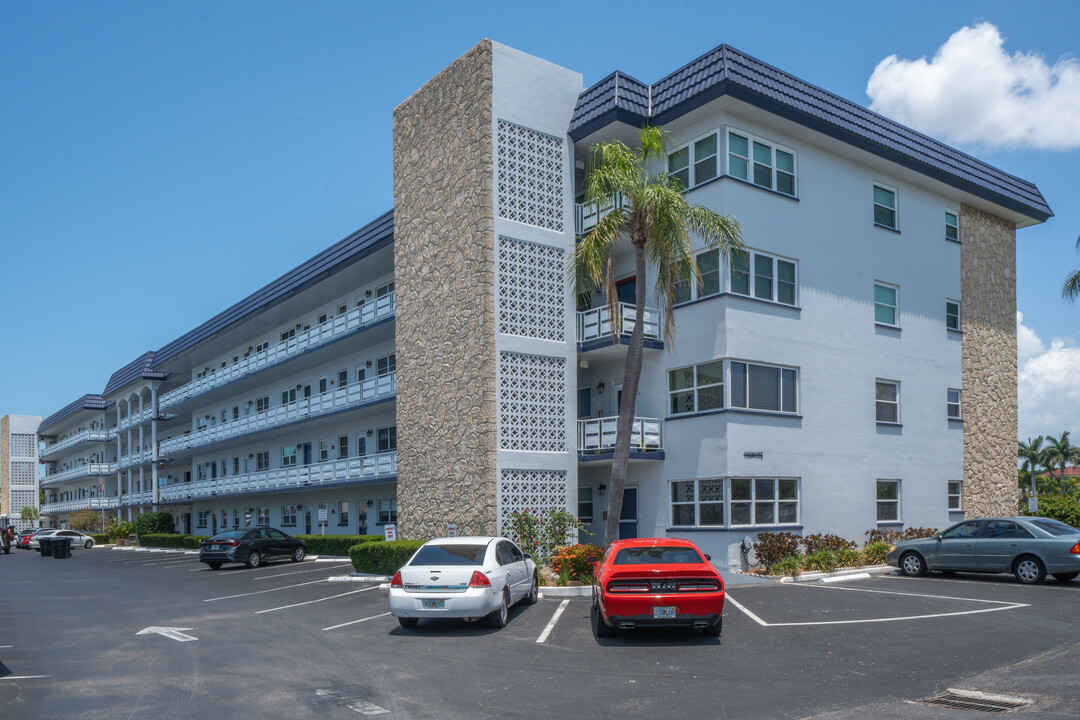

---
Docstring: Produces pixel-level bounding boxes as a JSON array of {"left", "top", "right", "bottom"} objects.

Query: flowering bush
[
  {"left": 801, "top": 533, "right": 856, "bottom": 553},
  {"left": 550, "top": 543, "right": 603, "bottom": 581},
  {"left": 753, "top": 532, "right": 801, "bottom": 570},
  {"left": 508, "top": 508, "right": 586, "bottom": 564}
]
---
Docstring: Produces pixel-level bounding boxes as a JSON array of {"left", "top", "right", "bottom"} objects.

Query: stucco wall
[
  {"left": 393, "top": 40, "right": 497, "bottom": 538},
  {"left": 960, "top": 204, "right": 1018, "bottom": 517}
]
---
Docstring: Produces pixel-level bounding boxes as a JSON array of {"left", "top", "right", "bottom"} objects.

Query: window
[
  {"left": 337, "top": 369, "right": 348, "bottom": 388},
  {"left": 693, "top": 134, "right": 718, "bottom": 184},
  {"left": 257, "top": 507, "right": 270, "bottom": 525},
  {"left": 337, "top": 304, "right": 347, "bottom": 315},
  {"left": 338, "top": 501, "right": 350, "bottom": 526},
  {"left": 668, "top": 361, "right": 724, "bottom": 414},
  {"left": 338, "top": 435, "right": 349, "bottom": 459},
  {"left": 730, "top": 478, "right": 799, "bottom": 527},
  {"left": 874, "top": 283, "right": 898, "bottom": 326},
  {"left": 377, "top": 353, "right": 396, "bottom": 377},
  {"left": 281, "top": 445, "right": 296, "bottom": 468},
  {"left": 280, "top": 328, "right": 295, "bottom": 342},
  {"left": 728, "top": 131, "right": 796, "bottom": 196},
  {"left": 670, "top": 479, "right": 727, "bottom": 526},
  {"left": 232, "top": 406, "right": 239, "bottom": 421},
  {"left": 318, "top": 312, "right": 327, "bottom": 324},
  {"left": 376, "top": 281, "right": 395, "bottom": 297},
  {"left": 876, "top": 480, "right": 900, "bottom": 522},
  {"left": 578, "top": 486, "right": 593, "bottom": 522},
  {"left": 668, "top": 146, "right": 689, "bottom": 189},
  {"left": 319, "top": 439, "right": 329, "bottom": 462},
  {"left": 281, "top": 387, "right": 296, "bottom": 405},
  {"left": 197, "top": 510, "right": 209, "bottom": 529},
  {"left": 947, "top": 389, "right": 961, "bottom": 419},
  {"left": 356, "top": 366, "right": 366, "bottom": 383},
  {"left": 255, "top": 341, "right": 269, "bottom": 353},
  {"left": 946, "top": 300, "right": 960, "bottom": 330},
  {"left": 875, "top": 381, "right": 899, "bottom": 423},
  {"left": 731, "top": 362, "right": 797, "bottom": 413},
  {"left": 318, "top": 377, "right": 328, "bottom": 394},
  {"left": 233, "top": 457, "right": 240, "bottom": 475},
  {"left": 948, "top": 481, "right": 962, "bottom": 511},
  {"left": 255, "top": 451, "right": 269, "bottom": 471},
  {"left": 378, "top": 498, "right": 397, "bottom": 524},
  {"left": 377, "top": 426, "right": 397, "bottom": 452},
  {"left": 874, "top": 185, "right": 897, "bottom": 229},
  {"left": 255, "top": 396, "right": 269, "bottom": 413},
  {"left": 356, "top": 435, "right": 367, "bottom": 457},
  {"left": 674, "top": 249, "right": 721, "bottom": 303},
  {"left": 945, "top": 211, "right": 959, "bottom": 242},
  {"left": 281, "top": 505, "right": 297, "bottom": 526}
]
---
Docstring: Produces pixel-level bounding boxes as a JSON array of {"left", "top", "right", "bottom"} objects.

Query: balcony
[
  {"left": 41, "top": 496, "right": 119, "bottom": 515},
  {"left": 118, "top": 491, "right": 154, "bottom": 507},
  {"left": 578, "top": 302, "right": 661, "bottom": 346},
  {"left": 117, "top": 450, "right": 153, "bottom": 470},
  {"left": 159, "top": 451, "right": 397, "bottom": 503},
  {"left": 40, "top": 429, "right": 112, "bottom": 460},
  {"left": 575, "top": 192, "right": 630, "bottom": 235},
  {"left": 159, "top": 293, "right": 395, "bottom": 411},
  {"left": 577, "top": 417, "right": 663, "bottom": 459},
  {"left": 117, "top": 406, "right": 154, "bottom": 432},
  {"left": 159, "top": 372, "right": 396, "bottom": 456},
  {"left": 41, "top": 463, "right": 116, "bottom": 488}
]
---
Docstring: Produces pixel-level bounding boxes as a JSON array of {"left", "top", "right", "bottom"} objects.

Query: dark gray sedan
[{"left": 886, "top": 517, "right": 1080, "bottom": 584}]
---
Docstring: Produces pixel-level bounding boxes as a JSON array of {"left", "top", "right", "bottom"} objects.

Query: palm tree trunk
[{"left": 604, "top": 237, "right": 647, "bottom": 545}]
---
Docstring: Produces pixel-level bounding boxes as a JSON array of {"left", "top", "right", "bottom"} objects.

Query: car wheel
[
  {"left": 245, "top": 551, "right": 261, "bottom": 569},
  {"left": 207, "top": 562, "right": 222, "bottom": 570},
  {"left": 702, "top": 616, "right": 723, "bottom": 637},
  {"left": 591, "top": 601, "right": 615, "bottom": 638},
  {"left": 1013, "top": 556, "right": 1046, "bottom": 584},
  {"left": 900, "top": 552, "right": 927, "bottom": 577},
  {"left": 291, "top": 546, "right": 306, "bottom": 563},
  {"left": 488, "top": 589, "right": 510, "bottom": 628},
  {"left": 397, "top": 616, "right": 419, "bottom": 628},
  {"left": 1051, "top": 571, "right": 1079, "bottom": 582},
  {"left": 524, "top": 572, "right": 539, "bottom": 605},
  {"left": 84, "top": 540, "right": 93, "bottom": 549}
]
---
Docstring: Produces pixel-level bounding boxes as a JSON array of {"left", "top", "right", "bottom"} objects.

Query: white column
[{"left": 151, "top": 385, "right": 159, "bottom": 508}]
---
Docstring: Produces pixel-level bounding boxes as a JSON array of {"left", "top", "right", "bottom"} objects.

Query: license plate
[
  {"left": 210, "top": 545, "right": 220, "bottom": 550},
  {"left": 423, "top": 599, "right": 445, "bottom": 610},
  {"left": 653, "top": 606, "right": 676, "bottom": 619}
]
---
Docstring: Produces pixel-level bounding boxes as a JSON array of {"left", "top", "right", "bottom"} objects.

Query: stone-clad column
[
  {"left": 960, "top": 204, "right": 1018, "bottom": 517},
  {"left": 393, "top": 40, "right": 496, "bottom": 538}
]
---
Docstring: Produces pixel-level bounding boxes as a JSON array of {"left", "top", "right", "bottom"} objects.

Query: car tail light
[
  {"left": 1070, "top": 542, "right": 1080, "bottom": 555},
  {"left": 390, "top": 571, "right": 403, "bottom": 588},
  {"left": 677, "top": 581, "right": 721, "bottom": 592},
  {"left": 469, "top": 571, "right": 491, "bottom": 588},
  {"left": 608, "top": 581, "right": 651, "bottom": 593}
]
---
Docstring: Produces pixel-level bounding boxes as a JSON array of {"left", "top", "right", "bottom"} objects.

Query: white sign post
[
  {"left": 1028, "top": 497, "right": 1038, "bottom": 514},
  {"left": 318, "top": 508, "right": 328, "bottom": 536},
  {"left": 384, "top": 523, "right": 396, "bottom": 542}
]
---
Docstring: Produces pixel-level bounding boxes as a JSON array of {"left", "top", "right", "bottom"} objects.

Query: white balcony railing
[
  {"left": 41, "top": 496, "right": 119, "bottom": 515},
  {"left": 159, "top": 451, "right": 397, "bottom": 503},
  {"left": 577, "top": 417, "right": 663, "bottom": 453},
  {"left": 159, "top": 372, "right": 397, "bottom": 456},
  {"left": 40, "top": 429, "right": 112, "bottom": 460},
  {"left": 118, "top": 491, "right": 153, "bottom": 507},
  {"left": 117, "top": 406, "right": 154, "bottom": 432},
  {"left": 41, "top": 463, "right": 116, "bottom": 488},
  {"left": 577, "top": 302, "right": 661, "bottom": 344},
  {"left": 575, "top": 192, "right": 630, "bottom": 235},
  {"left": 159, "top": 293, "right": 396, "bottom": 411},
  {"left": 117, "top": 449, "right": 153, "bottom": 470}
]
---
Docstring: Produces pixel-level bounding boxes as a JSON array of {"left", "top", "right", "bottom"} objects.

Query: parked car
[
  {"left": 388, "top": 536, "right": 538, "bottom": 628},
  {"left": 17, "top": 529, "right": 43, "bottom": 549},
  {"left": 589, "top": 538, "right": 725, "bottom": 638},
  {"left": 27, "top": 529, "right": 61, "bottom": 549},
  {"left": 30, "top": 529, "right": 96, "bottom": 549},
  {"left": 199, "top": 527, "right": 306, "bottom": 569},
  {"left": 886, "top": 517, "right": 1080, "bottom": 584}
]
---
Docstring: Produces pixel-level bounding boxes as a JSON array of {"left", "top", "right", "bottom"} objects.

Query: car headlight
[{"left": 889, "top": 546, "right": 897, "bottom": 553}]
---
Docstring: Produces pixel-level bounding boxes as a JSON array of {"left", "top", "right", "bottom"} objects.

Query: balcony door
[
  {"left": 619, "top": 488, "right": 638, "bottom": 539},
  {"left": 577, "top": 387, "right": 591, "bottom": 420}
]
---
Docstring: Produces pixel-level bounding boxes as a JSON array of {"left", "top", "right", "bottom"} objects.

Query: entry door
[
  {"left": 577, "top": 387, "right": 592, "bottom": 420},
  {"left": 303, "top": 443, "right": 312, "bottom": 465},
  {"left": 305, "top": 511, "right": 312, "bottom": 535},
  {"left": 619, "top": 488, "right": 638, "bottom": 539}
]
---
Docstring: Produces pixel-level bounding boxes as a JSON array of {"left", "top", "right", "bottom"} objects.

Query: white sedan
[
  {"left": 30, "top": 529, "right": 96, "bottom": 549},
  {"left": 389, "top": 536, "right": 538, "bottom": 628}
]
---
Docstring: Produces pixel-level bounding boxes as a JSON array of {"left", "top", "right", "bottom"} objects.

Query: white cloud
[
  {"left": 1017, "top": 312, "right": 1080, "bottom": 441},
  {"left": 867, "top": 23, "right": 1080, "bottom": 150}
]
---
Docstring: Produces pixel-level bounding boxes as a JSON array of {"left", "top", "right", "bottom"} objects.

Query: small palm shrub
[
  {"left": 837, "top": 548, "right": 862, "bottom": 567},
  {"left": 803, "top": 550, "right": 840, "bottom": 573},
  {"left": 771, "top": 555, "right": 801, "bottom": 578},
  {"left": 862, "top": 542, "right": 892, "bottom": 566}
]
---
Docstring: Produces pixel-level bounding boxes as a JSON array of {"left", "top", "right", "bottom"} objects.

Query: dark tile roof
[
  {"left": 103, "top": 352, "right": 168, "bottom": 397},
  {"left": 39, "top": 394, "right": 113, "bottom": 434},
  {"left": 152, "top": 209, "right": 394, "bottom": 369},
  {"left": 569, "top": 44, "right": 1051, "bottom": 222}
]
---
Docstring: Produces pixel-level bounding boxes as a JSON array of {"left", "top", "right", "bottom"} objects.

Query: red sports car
[{"left": 590, "top": 537, "right": 724, "bottom": 637}]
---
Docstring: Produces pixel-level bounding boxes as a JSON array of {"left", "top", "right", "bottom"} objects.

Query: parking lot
[{"left": 3, "top": 547, "right": 1080, "bottom": 719}]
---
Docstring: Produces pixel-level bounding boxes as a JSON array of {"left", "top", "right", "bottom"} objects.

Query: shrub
[
  {"left": 507, "top": 508, "right": 586, "bottom": 565},
  {"left": 296, "top": 534, "right": 383, "bottom": 557},
  {"left": 1026, "top": 495, "right": 1080, "bottom": 528},
  {"left": 106, "top": 520, "right": 135, "bottom": 542},
  {"left": 68, "top": 509, "right": 103, "bottom": 533},
  {"left": 91, "top": 534, "right": 110, "bottom": 545},
  {"left": 836, "top": 548, "right": 862, "bottom": 568},
  {"left": 900, "top": 527, "right": 938, "bottom": 541},
  {"left": 864, "top": 528, "right": 901, "bottom": 545},
  {"left": 862, "top": 542, "right": 892, "bottom": 566},
  {"left": 550, "top": 543, "right": 602, "bottom": 581},
  {"left": 135, "top": 512, "right": 175, "bottom": 537},
  {"left": 139, "top": 533, "right": 188, "bottom": 549},
  {"left": 754, "top": 532, "right": 801, "bottom": 570},
  {"left": 350, "top": 539, "right": 426, "bottom": 575},
  {"left": 771, "top": 555, "right": 801, "bottom": 579},
  {"left": 802, "top": 533, "right": 856, "bottom": 554},
  {"left": 803, "top": 549, "right": 840, "bottom": 573},
  {"left": 184, "top": 535, "right": 209, "bottom": 549}
]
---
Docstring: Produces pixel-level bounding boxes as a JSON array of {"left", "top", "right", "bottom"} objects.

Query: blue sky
[{"left": 2, "top": 1, "right": 1078, "bottom": 440}]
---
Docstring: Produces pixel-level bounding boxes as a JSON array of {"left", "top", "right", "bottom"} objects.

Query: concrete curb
[
  {"left": 538, "top": 586, "right": 591, "bottom": 598},
  {"left": 778, "top": 565, "right": 895, "bottom": 584},
  {"left": 329, "top": 574, "right": 389, "bottom": 583}
]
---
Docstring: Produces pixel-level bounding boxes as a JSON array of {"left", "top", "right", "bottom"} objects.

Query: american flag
[{"left": 98, "top": 476, "right": 103, "bottom": 494}]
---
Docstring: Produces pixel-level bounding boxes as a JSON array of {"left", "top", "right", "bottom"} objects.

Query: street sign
[
  {"left": 318, "top": 508, "right": 328, "bottom": 522},
  {"left": 1029, "top": 497, "right": 1038, "bottom": 513},
  {"left": 384, "top": 523, "right": 396, "bottom": 541},
  {"left": 447, "top": 524, "right": 457, "bottom": 537}
]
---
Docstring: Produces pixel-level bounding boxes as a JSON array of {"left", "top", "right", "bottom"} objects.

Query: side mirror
[
  {"left": 585, "top": 556, "right": 597, "bottom": 565},
  {"left": 523, "top": 553, "right": 532, "bottom": 560}
]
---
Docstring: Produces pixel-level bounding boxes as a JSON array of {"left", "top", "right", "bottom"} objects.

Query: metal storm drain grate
[{"left": 921, "top": 689, "right": 1032, "bottom": 713}]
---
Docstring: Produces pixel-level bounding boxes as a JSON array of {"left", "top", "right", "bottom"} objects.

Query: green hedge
[
  {"left": 1024, "top": 496, "right": 1080, "bottom": 528},
  {"left": 296, "top": 534, "right": 383, "bottom": 556},
  {"left": 91, "top": 534, "right": 110, "bottom": 545},
  {"left": 350, "top": 539, "right": 426, "bottom": 575},
  {"left": 139, "top": 533, "right": 189, "bottom": 548},
  {"left": 184, "top": 535, "right": 210, "bottom": 549}
]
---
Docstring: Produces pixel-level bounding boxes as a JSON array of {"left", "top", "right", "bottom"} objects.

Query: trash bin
[
  {"left": 52, "top": 537, "right": 72, "bottom": 559},
  {"left": 39, "top": 537, "right": 54, "bottom": 557}
]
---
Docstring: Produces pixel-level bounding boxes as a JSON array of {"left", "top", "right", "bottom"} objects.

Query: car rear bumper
[
  {"left": 389, "top": 587, "right": 500, "bottom": 619},
  {"left": 200, "top": 550, "right": 240, "bottom": 564},
  {"left": 600, "top": 592, "right": 725, "bottom": 621},
  {"left": 603, "top": 612, "right": 722, "bottom": 630}
]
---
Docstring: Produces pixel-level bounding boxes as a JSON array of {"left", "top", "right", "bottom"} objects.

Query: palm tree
[
  {"left": 574, "top": 126, "right": 744, "bottom": 545},
  {"left": 1018, "top": 435, "right": 1045, "bottom": 500},
  {"left": 1062, "top": 233, "right": 1080, "bottom": 302},
  {"left": 1042, "top": 431, "right": 1080, "bottom": 496}
]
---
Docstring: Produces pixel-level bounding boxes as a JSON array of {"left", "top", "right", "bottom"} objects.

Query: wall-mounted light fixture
[
  {"left": 365, "top": 290, "right": 372, "bottom": 297},
  {"left": 365, "top": 360, "right": 372, "bottom": 368},
  {"left": 597, "top": 483, "right": 607, "bottom": 496},
  {"left": 366, "top": 429, "right": 373, "bottom": 436},
  {"left": 366, "top": 499, "right": 374, "bottom": 506},
  {"left": 596, "top": 382, "right": 605, "bottom": 395}
]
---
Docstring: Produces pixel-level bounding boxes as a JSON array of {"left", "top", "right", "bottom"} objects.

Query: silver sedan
[
  {"left": 30, "top": 529, "right": 96, "bottom": 549},
  {"left": 886, "top": 517, "right": 1080, "bottom": 584}
]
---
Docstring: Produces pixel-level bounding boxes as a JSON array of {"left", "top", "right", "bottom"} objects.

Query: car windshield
[
  {"left": 1029, "top": 519, "right": 1080, "bottom": 537},
  {"left": 612, "top": 547, "right": 704, "bottom": 565},
  {"left": 209, "top": 530, "right": 248, "bottom": 541},
  {"left": 410, "top": 544, "right": 488, "bottom": 566}
]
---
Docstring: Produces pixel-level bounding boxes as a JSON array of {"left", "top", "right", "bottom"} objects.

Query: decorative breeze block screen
[
  {"left": 497, "top": 236, "right": 565, "bottom": 342},
  {"left": 10, "top": 433, "right": 36, "bottom": 457},
  {"left": 498, "top": 468, "right": 568, "bottom": 537},
  {"left": 498, "top": 351, "right": 567, "bottom": 452},
  {"left": 11, "top": 461, "right": 37, "bottom": 485},
  {"left": 496, "top": 119, "right": 564, "bottom": 232}
]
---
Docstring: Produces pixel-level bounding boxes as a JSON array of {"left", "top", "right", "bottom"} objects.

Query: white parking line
[
  {"left": 142, "top": 559, "right": 196, "bottom": 566},
  {"left": 1, "top": 675, "right": 51, "bottom": 680},
  {"left": 252, "top": 563, "right": 352, "bottom": 581},
  {"left": 724, "top": 594, "right": 769, "bottom": 626},
  {"left": 536, "top": 599, "right": 570, "bottom": 643},
  {"left": 203, "top": 579, "right": 328, "bottom": 602},
  {"left": 254, "top": 585, "right": 379, "bottom": 614},
  {"left": 323, "top": 612, "right": 392, "bottom": 631}
]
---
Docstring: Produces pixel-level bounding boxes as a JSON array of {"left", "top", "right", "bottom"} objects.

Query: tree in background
[
  {"left": 1062, "top": 233, "right": 1080, "bottom": 302},
  {"left": 134, "top": 511, "right": 175, "bottom": 537},
  {"left": 1018, "top": 435, "right": 1045, "bottom": 499},
  {"left": 1042, "top": 432, "right": 1080, "bottom": 496},
  {"left": 67, "top": 509, "right": 103, "bottom": 533},
  {"left": 21, "top": 506, "right": 38, "bottom": 524}
]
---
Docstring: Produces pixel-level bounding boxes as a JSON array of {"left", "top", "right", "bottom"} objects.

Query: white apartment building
[{"left": 32, "top": 41, "right": 1049, "bottom": 567}]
